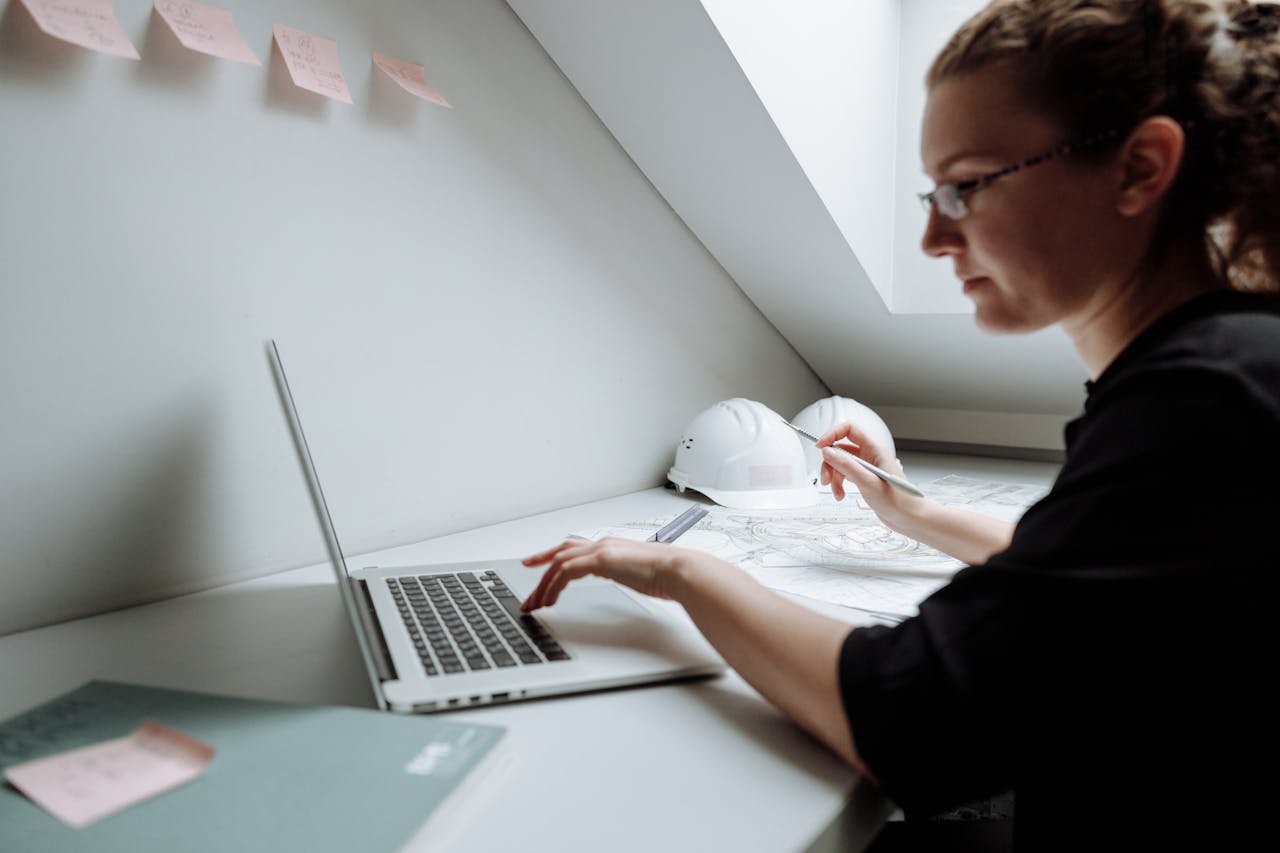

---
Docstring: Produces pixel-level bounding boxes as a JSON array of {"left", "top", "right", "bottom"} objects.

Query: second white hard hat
[
  {"left": 667, "top": 398, "right": 819, "bottom": 509},
  {"left": 791, "top": 396, "right": 895, "bottom": 492}
]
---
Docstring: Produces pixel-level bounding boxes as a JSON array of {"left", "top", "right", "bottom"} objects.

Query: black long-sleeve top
[{"left": 839, "top": 290, "right": 1280, "bottom": 850}]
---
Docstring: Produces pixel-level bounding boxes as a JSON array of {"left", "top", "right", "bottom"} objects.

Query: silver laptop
[{"left": 267, "top": 341, "right": 725, "bottom": 713}]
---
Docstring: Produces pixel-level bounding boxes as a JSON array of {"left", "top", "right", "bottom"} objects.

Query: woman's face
[{"left": 920, "top": 65, "right": 1129, "bottom": 335}]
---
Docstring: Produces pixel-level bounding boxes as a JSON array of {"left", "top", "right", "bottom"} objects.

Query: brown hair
[{"left": 928, "top": 0, "right": 1280, "bottom": 291}]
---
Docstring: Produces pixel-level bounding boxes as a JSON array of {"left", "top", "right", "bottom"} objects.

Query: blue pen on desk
[{"left": 783, "top": 420, "right": 925, "bottom": 498}]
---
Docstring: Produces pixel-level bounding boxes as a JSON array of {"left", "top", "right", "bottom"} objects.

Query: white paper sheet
[{"left": 574, "top": 476, "right": 1049, "bottom": 620}]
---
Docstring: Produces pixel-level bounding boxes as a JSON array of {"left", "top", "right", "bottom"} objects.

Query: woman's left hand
[{"left": 521, "top": 534, "right": 870, "bottom": 775}]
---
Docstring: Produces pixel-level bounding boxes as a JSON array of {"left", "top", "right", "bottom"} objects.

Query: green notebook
[{"left": 0, "top": 681, "right": 507, "bottom": 852}]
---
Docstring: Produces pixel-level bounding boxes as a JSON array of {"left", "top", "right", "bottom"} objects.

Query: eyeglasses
[{"left": 917, "top": 128, "right": 1123, "bottom": 220}]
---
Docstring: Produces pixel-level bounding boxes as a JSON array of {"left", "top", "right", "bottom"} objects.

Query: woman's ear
[{"left": 1116, "top": 116, "right": 1185, "bottom": 217}]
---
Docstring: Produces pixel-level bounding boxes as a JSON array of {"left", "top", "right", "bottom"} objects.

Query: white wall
[
  {"left": 0, "top": 0, "right": 828, "bottom": 635},
  {"left": 699, "top": 0, "right": 900, "bottom": 308}
]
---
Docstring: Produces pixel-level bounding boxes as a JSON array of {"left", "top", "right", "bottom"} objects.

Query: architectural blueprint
[
  {"left": 574, "top": 475, "right": 1051, "bottom": 621},
  {"left": 919, "top": 475, "right": 1050, "bottom": 522}
]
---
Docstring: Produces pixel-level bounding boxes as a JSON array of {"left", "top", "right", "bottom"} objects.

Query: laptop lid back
[{"left": 267, "top": 340, "right": 388, "bottom": 709}]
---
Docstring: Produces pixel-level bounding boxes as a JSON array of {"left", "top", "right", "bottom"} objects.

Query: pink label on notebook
[{"left": 4, "top": 720, "right": 215, "bottom": 828}]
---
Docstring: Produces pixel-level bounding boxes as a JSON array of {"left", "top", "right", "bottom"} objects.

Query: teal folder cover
[{"left": 0, "top": 681, "right": 507, "bottom": 852}]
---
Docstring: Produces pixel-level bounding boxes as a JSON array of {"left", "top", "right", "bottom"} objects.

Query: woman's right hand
[
  {"left": 817, "top": 420, "right": 922, "bottom": 533},
  {"left": 818, "top": 420, "right": 1015, "bottom": 564}
]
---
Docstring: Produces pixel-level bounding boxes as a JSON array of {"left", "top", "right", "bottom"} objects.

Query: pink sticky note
[
  {"left": 154, "top": 0, "right": 259, "bottom": 66},
  {"left": 372, "top": 51, "right": 452, "bottom": 108},
  {"left": 4, "top": 720, "right": 215, "bottom": 828},
  {"left": 273, "top": 23, "right": 352, "bottom": 104},
  {"left": 18, "top": 0, "right": 140, "bottom": 59}
]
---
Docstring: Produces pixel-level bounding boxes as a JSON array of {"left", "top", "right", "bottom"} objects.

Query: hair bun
[{"left": 1229, "top": 1, "right": 1280, "bottom": 41}]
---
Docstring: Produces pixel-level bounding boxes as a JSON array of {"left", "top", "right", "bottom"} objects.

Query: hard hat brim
[{"left": 693, "top": 484, "right": 820, "bottom": 510}]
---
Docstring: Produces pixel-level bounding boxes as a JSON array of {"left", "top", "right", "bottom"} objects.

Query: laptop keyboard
[{"left": 386, "top": 570, "right": 570, "bottom": 677}]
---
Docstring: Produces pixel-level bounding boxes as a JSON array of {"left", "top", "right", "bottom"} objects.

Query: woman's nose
[{"left": 921, "top": 206, "right": 964, "bottom": 258}]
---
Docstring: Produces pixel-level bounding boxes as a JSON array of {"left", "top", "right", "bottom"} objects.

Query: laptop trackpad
[{"left": 538, "top": 585, "right": 700, "bottom": 657}]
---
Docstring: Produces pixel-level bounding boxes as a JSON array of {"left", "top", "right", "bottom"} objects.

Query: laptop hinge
[{"left": 351, "top": 578, "right": 398, "bottom": 683}]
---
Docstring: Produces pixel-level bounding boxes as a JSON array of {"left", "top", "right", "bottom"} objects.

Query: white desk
[{"left": 0, "top": 452, "right": 1058, "bottom": 852}]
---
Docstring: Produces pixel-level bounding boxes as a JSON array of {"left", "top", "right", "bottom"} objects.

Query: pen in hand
[{"left": 783, "top": 420, "right": 925, "bottom": 498}]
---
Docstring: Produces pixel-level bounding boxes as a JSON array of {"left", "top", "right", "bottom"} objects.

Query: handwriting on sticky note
[
  {"left": 4, "top": 720, "right": 214, "bottom": 828},
  {"left": 273, "top": 24, "right": 352, "bottom": 104},
  {"left": 372, "top": 52, "right": 452, "bottom": 108},
  {"left": 154, "top": 0, "right": 259, "bottom": 66},
  {"left": 18, "top": 0, "right": 140, "bottom": 59}
]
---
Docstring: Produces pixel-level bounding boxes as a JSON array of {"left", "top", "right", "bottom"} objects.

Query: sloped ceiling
[{"left": 505, "top": 0, "right": 1087, "bottom": 450}]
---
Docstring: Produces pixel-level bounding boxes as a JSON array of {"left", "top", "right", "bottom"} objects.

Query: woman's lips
[{"left": 961, "top": 276, "right": 989, "bottom": 294}]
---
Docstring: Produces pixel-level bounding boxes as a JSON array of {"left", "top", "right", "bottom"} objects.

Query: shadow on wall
[
  {"left": 1, "top": 396, "right": 228, "bottom": 637},
  {"left": 131, "top": 5, "right": 220, "bottom": 94},
  {"left": 0, "top": 0, "right": 90, "bottom": 81},
  {"left": 365, "top": 55, "right": 419, "bottom": 131}
]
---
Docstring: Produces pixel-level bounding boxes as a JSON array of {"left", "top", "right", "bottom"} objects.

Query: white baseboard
[{"left": 875, "top": 406, "right": 1072, "bottom": 454}]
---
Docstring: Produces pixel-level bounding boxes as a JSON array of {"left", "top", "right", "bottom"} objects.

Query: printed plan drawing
[
  {"left": 574, "top": 476, "right": 1050, "bottom": 622},
  {"left": 921, "top": 475, "right": 1050, "bottom": 522}
]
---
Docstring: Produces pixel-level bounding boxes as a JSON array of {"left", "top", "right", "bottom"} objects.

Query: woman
[{"left": 522, "top": 0, "right": 1280, "bottom": 845}]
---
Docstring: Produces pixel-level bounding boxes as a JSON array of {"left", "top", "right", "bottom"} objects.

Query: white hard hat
[
  {"left": 667, "top": 398, "right": 819, "bottom": 509},
  {"left": 791, "top": 396, "right": 895, "bottom": 492}
]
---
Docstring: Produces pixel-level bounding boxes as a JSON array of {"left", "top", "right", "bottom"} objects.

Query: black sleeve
[{"left": 836, "top": 363, "right": 1276, "bottom": 815}]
